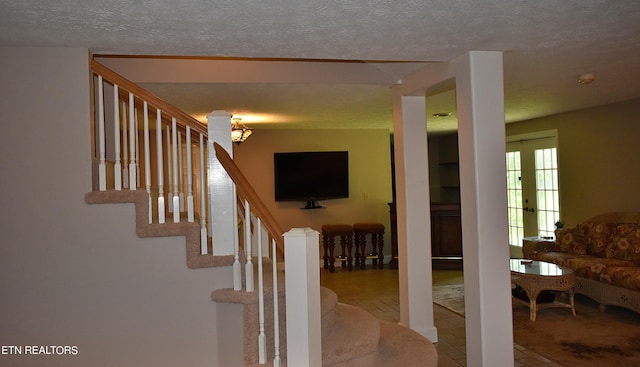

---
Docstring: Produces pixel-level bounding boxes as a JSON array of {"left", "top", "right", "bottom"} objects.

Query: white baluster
[
  {"left": 156, "top": 109, "right": 165, "bottom": 224},
  {"left": 128, "top": 93, "right": 137, "bottom": 189},
  {"left": 233, "top": 185, "right": 241, "bottom": 290},
  {"left": 143, "top": 102, "right": 151, "bottom": 224},
  {"left": 186, "top": 127, "right": 194, "bottom": 222},
  {"left": 199, "top": 133, "right": 207, "bottom": 254},
  {"left": 122, "top": 101, "right": 129, "bottom": 189},
  {"left": 97, "top": 75, "right": 106, "bottom": 191},
  {"left": 178, "top": 131, "right": 185, "bottom": 212},
  {"left": 113, "top": 84, "right": 122, "bottom": 191},
  {"left": 257, "top": 218, "right": 266, "bottom": 363},
  {"left": 245, "top": 199, "right": 254, "bottom": 292},
  {"left": 272, "top": 238, "right": 281, "bottom": 367},
  {"left": 172, "top": 118, "right": 180, "bottom": 223},
  {"left": 166, "top": 125, "right": 173, "bottom": 213},
  {"left": 135, "top": 108, "right": 141, "bottom": 188}
]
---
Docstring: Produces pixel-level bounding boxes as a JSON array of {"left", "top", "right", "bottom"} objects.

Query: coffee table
[{"left": 510, "top": 259, "right": 577, "bottom": 321}]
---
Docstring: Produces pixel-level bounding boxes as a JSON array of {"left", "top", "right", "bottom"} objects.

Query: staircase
[
  {"left": 87, "top": 59, "right": 438, "bottom": 366},
  {"left": 86, "top": 189, "right": 437, "bottom": 367}
]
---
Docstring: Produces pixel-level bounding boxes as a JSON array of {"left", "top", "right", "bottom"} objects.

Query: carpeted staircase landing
[
  {"left": 319, "top": 287, "right": 438, "bottom": 367},
  {"left": 223, "top": 282, "right": 438, "bottom": 367}
]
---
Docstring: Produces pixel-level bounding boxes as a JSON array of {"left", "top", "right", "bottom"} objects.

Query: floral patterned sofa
[{"left": 524, "top": 212, "right": 640, "bottom": 314}]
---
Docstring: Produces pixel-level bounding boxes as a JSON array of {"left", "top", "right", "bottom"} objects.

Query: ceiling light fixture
[
  {"left": 577, "top": 73, "right": 596, "bottom": 85},
  {"left": 231, "top": 117, "right": 253, "bottom": 145}
]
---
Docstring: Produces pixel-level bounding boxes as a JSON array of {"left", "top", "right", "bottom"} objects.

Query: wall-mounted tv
[{"left": 274, "top": 151, "right": 349, "bottom": 209}]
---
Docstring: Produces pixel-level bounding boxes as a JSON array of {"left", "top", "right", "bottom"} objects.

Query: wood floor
[{"left": 320, "top": 266, "right": 564, "bottom": 367}]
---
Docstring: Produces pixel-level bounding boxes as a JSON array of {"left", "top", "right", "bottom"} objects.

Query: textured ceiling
[{"left": 2, "top": 1, "right": 640, "bottom": 134}]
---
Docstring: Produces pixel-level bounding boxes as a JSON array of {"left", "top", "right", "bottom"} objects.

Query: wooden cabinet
[
  {"left": 431, "top": 202, "right": 463, "bottom": 269},
  {"left": 429, "top": 134, "right": 460, "bottom": 203},
  {"left": 438, "top": 162, "right": 460, "bottom": 203}
]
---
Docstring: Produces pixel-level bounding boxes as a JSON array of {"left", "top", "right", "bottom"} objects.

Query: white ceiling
[{"left": 2, "top": 1, "right": 640, "bottom": 134}]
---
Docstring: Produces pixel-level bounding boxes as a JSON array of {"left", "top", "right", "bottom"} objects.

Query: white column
[
  {"left": 392, "top": 94, "right": 437, "bottom": 342},
  {"left": 284, "top": 228, "right": 322, "bottom": 367},
  {"left": 453, "top": 51, "right": 513, "bottom": 366},
  {"left": 207, "top": 110, "right": 235, "bottom": 255}
]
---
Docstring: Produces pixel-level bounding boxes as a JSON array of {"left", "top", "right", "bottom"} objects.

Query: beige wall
[
  {"left": 232, "top": 128, "right": 394, "bottom": 256},
  {"left": 0, "top": 47, "right": 230, "bottom": 366},
  {"left": 506, "top": 98, "right": 640, "bottom": 226}
]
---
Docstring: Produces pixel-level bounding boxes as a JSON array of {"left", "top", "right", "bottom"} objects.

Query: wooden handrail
[
  {"left": 90, "top": 59, "right": 208, "bottom": 136},
  {"left": 214, "top": 143, "right": 285, "bottom": 254}
]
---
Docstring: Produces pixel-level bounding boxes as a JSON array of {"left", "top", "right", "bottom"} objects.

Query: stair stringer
[{"left": 85, "top": 189, "right": 234, "bottom": 269}]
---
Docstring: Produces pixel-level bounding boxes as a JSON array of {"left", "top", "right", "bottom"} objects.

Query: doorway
[{"left": 506, "top": 133, "right": 561, "bottom": 248}]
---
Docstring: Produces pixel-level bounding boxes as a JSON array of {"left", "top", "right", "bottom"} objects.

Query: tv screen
[{"left": 274, "top": 151, "right": 349, "bottom": 207}]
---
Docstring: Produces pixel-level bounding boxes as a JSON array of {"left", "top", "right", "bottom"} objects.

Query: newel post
[
  {"left": 207, "top": 110, "right": 235, "bottom": 255},
  {"left": 284, "top": 228, "right": 322, "bottom": 367}
]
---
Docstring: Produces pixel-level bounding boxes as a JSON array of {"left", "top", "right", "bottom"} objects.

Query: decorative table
[{"left": 510, "top": 259, "right": 576, "bottom": 321}]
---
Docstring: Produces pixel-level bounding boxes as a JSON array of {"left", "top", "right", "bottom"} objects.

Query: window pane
[
  {"left": 534, "top": 147, "right": 560, "bottom": 239},
  {"left": 506, "top": 151, "right": 523, "bottom": 246}
]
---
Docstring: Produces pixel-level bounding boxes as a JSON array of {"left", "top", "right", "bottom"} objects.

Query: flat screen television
[{"left": 274, "top": 151, "right": 349, "bottom": 208}]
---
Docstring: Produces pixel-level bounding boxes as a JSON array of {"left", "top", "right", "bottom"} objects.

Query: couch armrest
[{"left": 522, "top": 238, "right": 556, "bottom": 259}]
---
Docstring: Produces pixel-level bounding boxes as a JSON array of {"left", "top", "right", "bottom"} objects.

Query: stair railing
[
  {"left": 91, "top": 60, "right": 211, "bottom": 253},
  {"left": 215, "top": 143, "right": 321, "bottom": 366},
  {"left": 91, "top": 60, "right": 319, "bottom": 366},
  {"left": 214, "top": 142, "right": 287, "bottom": 364}
]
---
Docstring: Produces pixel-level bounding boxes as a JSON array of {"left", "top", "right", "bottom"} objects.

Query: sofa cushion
[
  {"left": 565, "top": 257, "right": 636, "bottom": 280},
  {"left": 554, "top": 225, "right": 588, "bottom": 254},
  {"left": 531, "top": 251, "right": 591, "bottom": 267},
  {"left": 600, "top": 266, "right": 640, "bottom": 291},
  {"left": 584, "top": 221, "right": 617, "bottom": 257},
  {"left": 607, "top": 223, "right": 640, "bottom": 263}
]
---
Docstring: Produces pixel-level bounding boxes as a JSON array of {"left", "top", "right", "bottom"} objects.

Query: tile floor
[{"left": 319, "top": 266, "right": 564, "bottom": 367}]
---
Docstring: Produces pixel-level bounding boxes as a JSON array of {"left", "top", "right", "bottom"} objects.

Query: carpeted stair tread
[
  {"left": 321, "top": 286, "right": 339, "bottom": 334},
  {"left": 321, "top": 303, "right": 380, "bottom": 367},
  {"left": 85, "top": 189, "right": 234, "bottom": 268},
  {"left": 212, "top": 258, "right": 287, "bottom": 305},
  {"left": 375, "top": 320, "right": 438, "bottom": 367}
]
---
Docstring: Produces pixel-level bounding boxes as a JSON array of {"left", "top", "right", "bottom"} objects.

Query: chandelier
[{"left": 231, "top": 117, "right": 253, "bottom": 144}]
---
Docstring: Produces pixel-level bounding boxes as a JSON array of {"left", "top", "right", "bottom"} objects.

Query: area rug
[
  {"left": 432, "top": 284, "right": 465, "bottom": 316},
  {"left": 512, "top": 295, "right": 640, "bottom": 367},
  {"left": 432, "top": 284, "right": 640, "bottom": 366}
]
